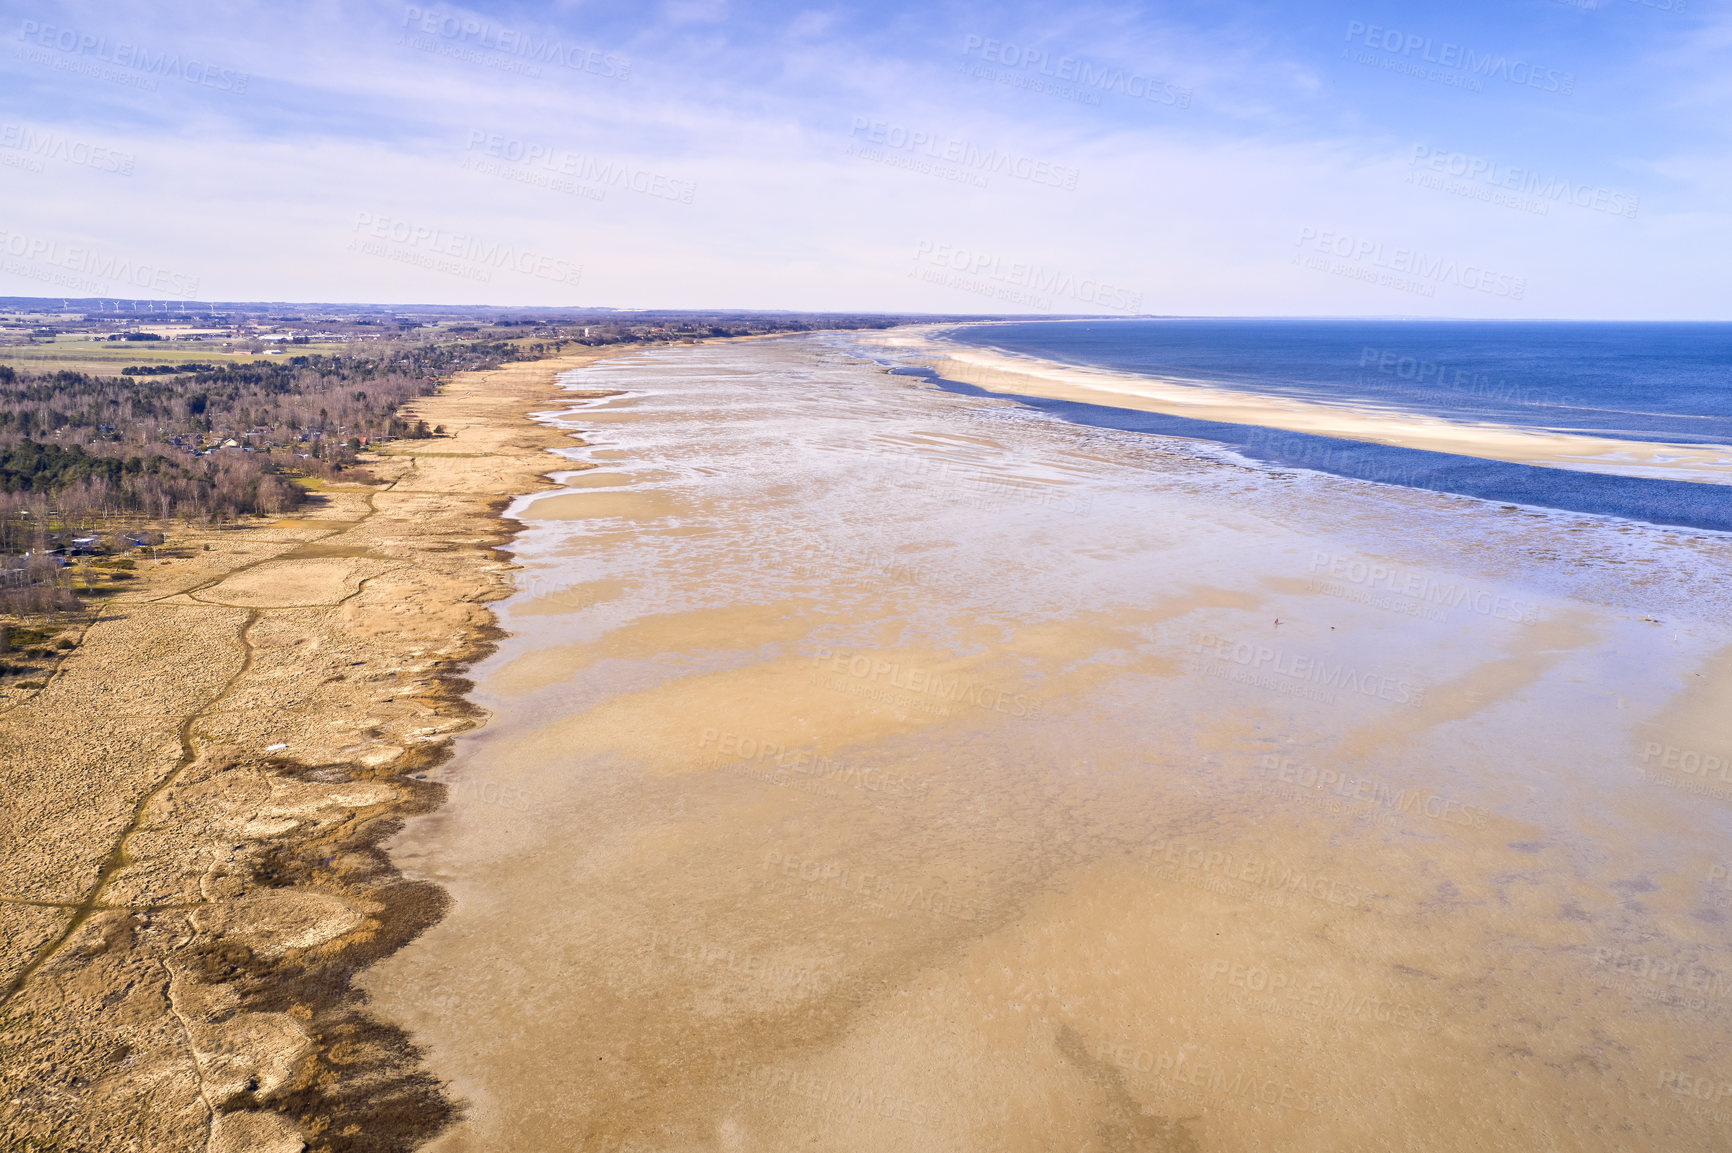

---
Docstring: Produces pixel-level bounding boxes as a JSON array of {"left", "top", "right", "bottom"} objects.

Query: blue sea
[{"left": 932, "top": 319, "right": 1732, "bottom": 532}]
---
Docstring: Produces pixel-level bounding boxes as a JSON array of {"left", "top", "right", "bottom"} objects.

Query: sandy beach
[
  {"left": 358, "top": 334, "right": 1732, "bottom": 1152},
  {"left": 7, "top": 0, "right": 1725, "bottom": 1145},
  {"left": 873, "top": 327, "right": 1732, "bottom": 485},
  {"left": 0, "top": 350, "right": 617, "bottom": 1152}
]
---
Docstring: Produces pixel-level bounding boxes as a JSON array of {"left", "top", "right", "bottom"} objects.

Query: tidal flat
[{"left": 365, "top": 334, "right": 1732, "bottom": 1152}]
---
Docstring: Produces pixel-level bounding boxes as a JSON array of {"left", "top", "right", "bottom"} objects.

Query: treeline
[
  {"left": 121, "top": 362, "right": 219, "bottom": 375},
  {"left": 1, "top": 440, "right": 164, "bottom": 492},
  {"left": 0, "top": 318, "right": 902, "bottom": 614},
  {"left": 0, "top": 341, "right": 523, "bottom": 517},
  {"left": 545, "top": 317, "right": 902, "bottom": 351},
  {"left": 0, "top": 342, "right": 510, "bottom": 453},
  {"left": 0, "top": 442, "right": 305, "bottom": 523}
]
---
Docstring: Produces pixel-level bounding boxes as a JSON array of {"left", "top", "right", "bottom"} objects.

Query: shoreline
[
  {"left": 0, "top": 350, "right": 618, "bottom": 1151},
  {"left": 869, "top": 328, "right": 1732, "bottom": 485},
  {"left": 338, "top": 333, "right": 1732, "bottom": 1153}
]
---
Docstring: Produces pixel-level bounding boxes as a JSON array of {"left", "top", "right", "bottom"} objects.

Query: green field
[{"left": 0, "top": 337, "right": 358, "bottom": 375}]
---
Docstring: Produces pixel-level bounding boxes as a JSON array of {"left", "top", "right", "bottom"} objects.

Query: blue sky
[{"left": 1, "top": 0, "right": 1727, "bottom": 316}]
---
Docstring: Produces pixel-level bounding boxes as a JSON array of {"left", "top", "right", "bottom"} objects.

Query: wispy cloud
[{"left": 0, "top": 0, "right": 1727, "bottom": 315}]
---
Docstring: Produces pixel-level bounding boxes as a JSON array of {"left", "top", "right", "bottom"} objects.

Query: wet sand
[
  {"left": 366, "top": 334, "right": 1732, "bottom": 1152},
  {"left": 872, "top": 327, "right": 1732, "bottom": 484}
]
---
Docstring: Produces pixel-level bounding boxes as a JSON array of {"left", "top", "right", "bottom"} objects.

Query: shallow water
[
  {"left": 920, "top": 366, "right": 1732, "bottom": 533},
  {"left": 365, "top": 335, "right": 1732, "bottom": 1153}
]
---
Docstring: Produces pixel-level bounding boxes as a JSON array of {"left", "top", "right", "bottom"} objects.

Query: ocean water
[
  {"left": 929, "top": 319, "right": 1732, "bottom": 532},
  {"left": 943, "top": 319, "right": 1732, "bottom": 445}
]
